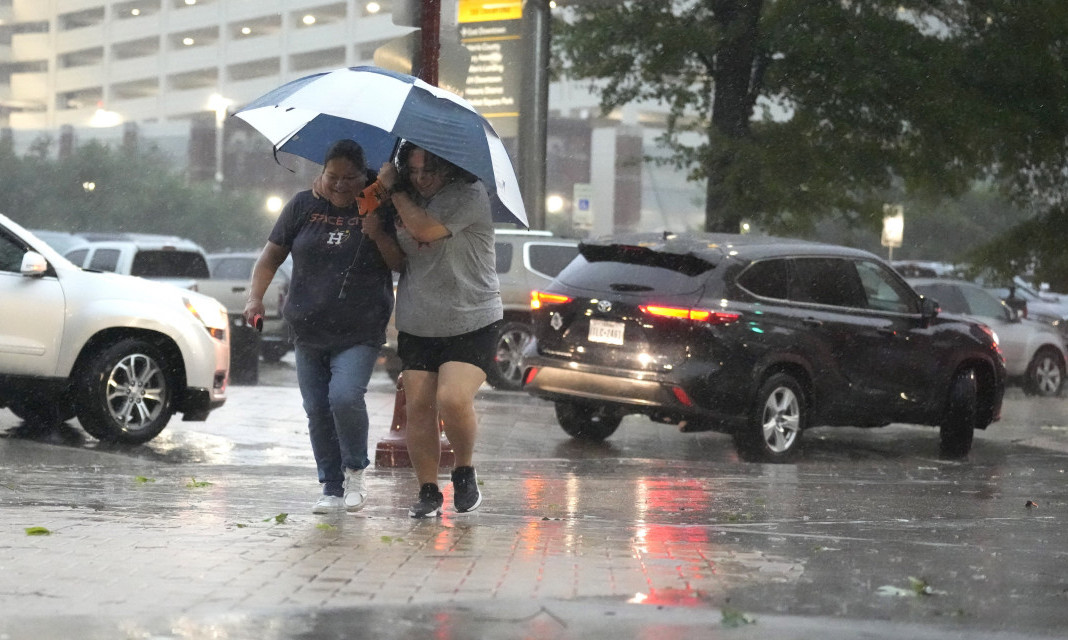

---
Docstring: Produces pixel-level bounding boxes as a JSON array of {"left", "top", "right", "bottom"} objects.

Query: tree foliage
[
  {"left": 553, "top": 0, "right": 1068, "bottom": 258},
  {"left": 0, "top": 136, "right": 273, "bottom": 252}
]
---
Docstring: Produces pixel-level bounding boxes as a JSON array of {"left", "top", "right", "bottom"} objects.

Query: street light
[{"left": 207, "top": 93, "right": 233, "bottom": 186}]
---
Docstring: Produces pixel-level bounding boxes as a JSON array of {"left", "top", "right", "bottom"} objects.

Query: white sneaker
[
  {"left": 312, "top": 494, "right": 344, "bottom": 514},
  {"left": 344, "top": 468, "right": 367, "bottom": 512}
]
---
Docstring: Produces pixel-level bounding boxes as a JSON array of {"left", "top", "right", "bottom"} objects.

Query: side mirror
[
  {"left": 20, "top": 251, "right": 48, "bottom": 277},
  {"left": 919, "top": 296, "right": 940, "bottom": 325}
]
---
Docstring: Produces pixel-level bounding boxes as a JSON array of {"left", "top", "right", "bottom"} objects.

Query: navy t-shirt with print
[{"left": 268, "top": 189, "right": 395, "bottom": 350}]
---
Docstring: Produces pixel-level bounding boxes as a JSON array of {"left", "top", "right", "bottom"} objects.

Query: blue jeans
[{"left": 294, "top": 343, "right": 378, "bottom": 496}]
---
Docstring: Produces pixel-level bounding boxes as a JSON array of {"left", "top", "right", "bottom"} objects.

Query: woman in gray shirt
[{"left": 376, "top": 142, "right": 503, "bottom": 518}]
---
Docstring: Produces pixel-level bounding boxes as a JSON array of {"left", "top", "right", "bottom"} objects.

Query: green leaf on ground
[
  {"left": 25, "top": 526, "right": 51, "bottom": 536},
  {"left": 721, "top": 606, "right": 756, "bottom": 627},
  {"left": 877, "top": 577, "right": 947, "bottom": 598},
  {"left": 265, "top": 513, "right": 288, "bottom": 524},
  {"left": 186, "top": 477, "right": 213, "bottom": 488},
  {"left": 134, "top": 476, "right": 156, "bottom": 484},
  {"left": 316, "top": 523, "right": 337, "bottom": 531},
  {"left": 380, "top": 535, "right": 404, "bottom": 544},
  {"left": 233, "top": 523, "right": 249, "bottom": 528}
]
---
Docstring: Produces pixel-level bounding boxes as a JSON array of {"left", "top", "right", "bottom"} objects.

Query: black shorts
[{"left": 397, "top": 320, "right": 501, "bottom": 376}]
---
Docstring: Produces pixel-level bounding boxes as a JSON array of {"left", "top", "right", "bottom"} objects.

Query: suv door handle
[
  {"left": 802, "top": 317, "right": 823, "bottom": 327},
  {"left": 231, "top": 286, "right": 247, "bottom": 293}
]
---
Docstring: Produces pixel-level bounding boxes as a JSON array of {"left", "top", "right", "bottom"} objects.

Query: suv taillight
[
  {"left": 640, "top": 304, "right": 740, "bottom": 324},
  {"left": 531, "top": 291, "right": 571, "bottom": 309}
]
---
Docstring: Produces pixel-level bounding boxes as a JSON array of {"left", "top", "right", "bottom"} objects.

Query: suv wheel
[
  {"left": 734, "top": 373, "right": 805, "bottom": 463},
  {"left": 486, "top": 321, "right": 534, "bottom": 391},
  {"left": 74, "top": 338, "right": 175, "bottom": 444},
  {"left": 939, "top": 368, "right": 977, "bottom": 459},
  {"left": 1024, "top": 347, "right": 1064, "bottom": 397},
  {"left": 555, "top": 401, "right": 622, "bottom": 441}
]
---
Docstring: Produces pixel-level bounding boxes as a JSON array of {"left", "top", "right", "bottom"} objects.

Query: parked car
[
  {"left": 381, "top": 229, "right": 579, "bottom": 390},
  {"left": 522, "top": 232, "right": 1006, "bottom": 462},
  {"left": 204, "top": 252, "right": 294, "bottom": 362},
  {"left": 27, "top": 229, "right": 89, "bottom": 255},
  {"left": 64, "top": 235, "right": 211, "bottom": 291},
  {"left": 986, "top": 278, "right": 1068, "bottom": 340},
  {"left": 908, "top": 278, "right": 1066, "bottom": 397},
  {"left": 0, "top": 214, "right": 230, "bottom": 444}
]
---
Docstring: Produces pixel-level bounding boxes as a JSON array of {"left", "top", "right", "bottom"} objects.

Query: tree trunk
[{"left": 705, "top": 0, "right": 764, "bottom": 233}]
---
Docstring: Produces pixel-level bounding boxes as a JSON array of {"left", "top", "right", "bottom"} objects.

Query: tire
[
  {"left": 260, "top": 342, "right": 289, "bottom": 363},
  {"left": 229, "top": 324, "right": 260, "bottom": 386},
  {"left": 8, "top": 397, "right": 76, "bottom": 425},
  {"left": 1024, "top": 347, "right": 1064, "bottom": 397},
  {"left": 73, "top": 338, "right": 175, "bottom": 444},
  {"left": 939, "top": 368, "right": 977, "bottom": 460},
  {"left": 485, "top": 321, "right": 534, "bottom": 391},
  {"left": 733, "top": 372, "right": 805, "bottom": 463},
  {"left": 555, "top": 401, "right": 622, "bottom": 441}
]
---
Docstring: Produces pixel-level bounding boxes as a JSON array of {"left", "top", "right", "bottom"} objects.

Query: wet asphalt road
[{"left": 1, "top": 356, "right": 1067, "bottom": 639}]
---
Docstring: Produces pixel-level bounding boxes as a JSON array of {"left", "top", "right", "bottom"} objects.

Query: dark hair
[
  {"left": 323, "top": 139, "right": 367, "bottom": 172},
  {"left": 396, "top": 141, "right": 477, "bottom": 188}
]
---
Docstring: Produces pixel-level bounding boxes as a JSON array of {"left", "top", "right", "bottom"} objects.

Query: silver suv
[
  {"left": 382, "top": 230, "right": 579, "bottom": 390},
  {"left": 0, "top": 215, "right": 230, "bottom": 444}
]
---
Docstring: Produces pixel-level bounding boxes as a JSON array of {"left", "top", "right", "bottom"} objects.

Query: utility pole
[{"left": 518, "top": 0, "right": 550, "bottom": 230}]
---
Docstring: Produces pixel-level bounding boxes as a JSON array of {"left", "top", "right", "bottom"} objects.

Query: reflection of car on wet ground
[
  {"left": 381, "top": 229, "right": 579, "bottom": 390},
  {"left": 909, "top": 278, "right": 1066, "bottom": 397},
  {"left": 523, "top": 232, "right": 1006, "bottom": 462},
  {"left": 0, "top": 215, "right": 230, "bottom": 444}
]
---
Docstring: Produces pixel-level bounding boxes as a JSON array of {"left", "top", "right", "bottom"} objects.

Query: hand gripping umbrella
[{"left": 233, "top": 65, "right": 528, "bottom": 228}]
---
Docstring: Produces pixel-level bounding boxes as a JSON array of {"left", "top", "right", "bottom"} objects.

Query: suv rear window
[
  {"left": 131, "top": 251, "right": 210, "bottom": 278},
  {"left": 528, "top": 244, "right": 578, "bottom": 278},
  {"left": 210, "top": 256, "right": 255, "bottom": 279},
  {"left": 558, "top": 251, "right": 710, "bottom": 295}
]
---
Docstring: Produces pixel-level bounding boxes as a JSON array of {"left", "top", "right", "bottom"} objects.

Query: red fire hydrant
[{"left": 374, "top": 373, "right": 455, "bottom": 468}]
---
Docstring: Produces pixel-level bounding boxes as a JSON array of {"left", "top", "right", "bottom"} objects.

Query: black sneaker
[
  {"left": 408, "top": 483, "right": 443, "bottom": 518},
  {"left": 451, "top": 466, "right": 482, "bottom": 513}
]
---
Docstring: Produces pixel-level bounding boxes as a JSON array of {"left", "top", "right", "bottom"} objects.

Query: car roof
[
  {"left": 906, "top": 277, "right": 984, "bottom": 289},
  {"left": 80, "top": 237, "right": 205, "bottom": 251},
  {"left": 580, "top": 231, "right": 880, "bottom": 265}
]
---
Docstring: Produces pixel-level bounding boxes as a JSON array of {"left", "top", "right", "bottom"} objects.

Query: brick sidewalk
[{"left": 3, "top": 382, "right": 1068, "bottom": 639}]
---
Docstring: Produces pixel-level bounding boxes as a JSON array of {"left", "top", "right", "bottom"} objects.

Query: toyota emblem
[{"left": 597, "top": 300, "right": 612, "bottom": 313}]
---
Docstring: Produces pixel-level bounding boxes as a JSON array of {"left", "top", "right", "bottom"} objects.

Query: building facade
[{"left": 0, "top": 0, "right": 704, "bottom": 234}]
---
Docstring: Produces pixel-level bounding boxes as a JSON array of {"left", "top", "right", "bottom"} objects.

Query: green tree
[
  {"left": 0, "top": 138, "right": 272, "bottom": 251},
  {"left": 553, "top": 1, "right": 1068, "bottom": 240}
]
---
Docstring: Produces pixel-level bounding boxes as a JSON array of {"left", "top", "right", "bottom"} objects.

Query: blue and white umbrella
[{"left": 233, "top": 65, "right": 528, "bottom": 228}]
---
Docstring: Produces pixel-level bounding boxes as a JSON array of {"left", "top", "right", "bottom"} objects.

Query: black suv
[{"left": 522, "top": 232, "right": 1006, "bottom": 462}]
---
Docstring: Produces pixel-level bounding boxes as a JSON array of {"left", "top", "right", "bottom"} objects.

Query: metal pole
[
  {"left": 420, "top": 0, "right": 441, "bottom": 85},
  {"left": 518, "top": 0, "right": 550, "bottom": 230},
  {"left": 214, "top": 109, "right": 225, "bottom": 186}
]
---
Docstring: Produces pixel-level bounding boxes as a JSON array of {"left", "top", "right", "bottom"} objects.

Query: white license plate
[{"left": 588, "top": 319, "right": 625, "bottom": 345}]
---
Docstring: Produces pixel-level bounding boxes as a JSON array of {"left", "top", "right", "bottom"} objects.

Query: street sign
[
  {"left": 573, "top": 182, "right": 593, "bottom": 230},
  {"left": 881, "top": 204, "right": 904, "bottom": 248}
]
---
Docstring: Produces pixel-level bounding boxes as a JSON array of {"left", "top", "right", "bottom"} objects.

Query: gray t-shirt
[{"left": 395, "top": 180, "right": 503, "bottom": 337}]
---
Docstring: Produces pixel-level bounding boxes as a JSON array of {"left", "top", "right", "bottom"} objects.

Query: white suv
[
  {"left": 0, "top": 214, "right": 230, "bottom": 444},
  {"left": 63, "top": 234, "right": 211, "bottom": 291}
]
